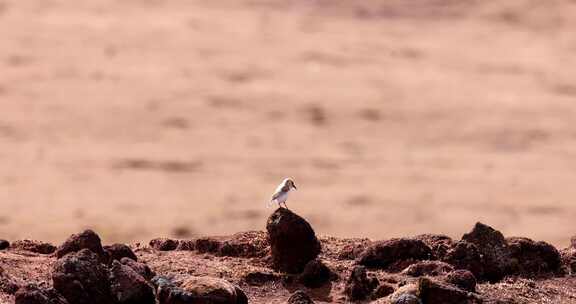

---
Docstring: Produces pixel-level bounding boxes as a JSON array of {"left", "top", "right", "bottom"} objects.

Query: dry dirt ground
[{"left": 2, "top": 0, "right": 576, "bottom": 245}]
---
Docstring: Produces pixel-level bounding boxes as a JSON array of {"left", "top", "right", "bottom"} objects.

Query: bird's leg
[{"left": 283, "top": 202, "right": 289, "bottom": 210}]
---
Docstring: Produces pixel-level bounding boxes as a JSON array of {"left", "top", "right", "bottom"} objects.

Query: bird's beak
[{"left": 292, "top": 184, "right": 297, "bottom": 190}]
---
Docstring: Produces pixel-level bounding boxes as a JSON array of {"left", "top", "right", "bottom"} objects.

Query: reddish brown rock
[
  {"left": 12, "top": 240, "right": 56, "bottom": 254},
  {"left": 266, "top": 208, "right": 321, "bottom": 273},
  {"left": 418, "top": 277, "right": 480, "bottom": 304},
  {"left": 195, "top": 237, "right": 221, "bottom": 254},
  {"left": 414, "top": 234, "right": 454, "bottom": 260},
  {"left": 104, "top": 243, "right": 137, "bottom": 262},
  {"left": 155, "top": 275, "right": 248, "bottom": 304},
  {"left": 345, "top": 266, "right": 379, "bottom": 301},
  {"left": 372, "top": 283, "right": 395, "bottom": 300},
  {"left": 443, "top": 241, "right": 484, "bottom": 279},
  {"left": 462, "top": 222, "right": 513, "bottom": 282},
  {"left": 0, "top": 268, "right": 19, "bottom": 294},
  {"left": 52, "top": 249, "right": 115, "bottom": 304},
  {"left": 446, "top": 270, "right": 477, "bottom": 293},
  {"left": 243, "top": 271, "right": 280, "bottom": 286},
  {"left": 507, "top": 237, "right": 563, "bottom": 277},
  {"left": 109, "top": 260, "right": 155, "bottom": 304},
  {"left": 357, "top": 238, "right": 432, "bottom": 271},
  {"left": 120, "top": 257, "right": 155, "bottom": 281},
  {"left": 149, "top": 238, "right": 178, "bottom": 251},
  {"left": 299, "top": 259, "right": 331, "bottom": 288},
  {"left": 402, "top": 260, "right": 454, "bottom": 277},
  {"left": 15, "top": 284, "right": 69, "bottom": 304},
  {"left": 176, "top": 240, "right": 195, "bottom": 251},
  {"left": 287, "top": 290, "right": 315, "bottom": 304},
  {"left": 55, "top": 230, "right": 108, "bottom": 263}
]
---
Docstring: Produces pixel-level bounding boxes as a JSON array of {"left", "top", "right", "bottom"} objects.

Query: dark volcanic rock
[
  {"left": 56, "top": 230, "right": 108, "bottom": 263},
  {"left": 345, "top": 265, "right": 379, "bottom": 301},
  {"left": 195, "top": 237, "right": 221, "bottom": 254},
  {"left": 299, "top": 259, "right": 331, "bottom": 288},
  {"left": 109, "top": 260, "right": 155, "bottom": 304},
  {"left": 401, "top": 260, "right": 454, "bottom": 277},
  {"left": 266, "top": 208, "right": 321, "bottom": 273},
  {"left": 155, "top": 275, "right": 248, "bottom": 304},
  {"left": 287, "top": 290, "right": 315, "bottom": 304},
  {"left": 507, "top": 237, "right": 563, "bottom": 277},
  {"left": 390, "top": 293, "right": 422, "bottom": 304},
  {"left": 120, "top": 257, "right": 155, "bottom": 281},
  {"left": 12, "top": 240, "right": 56, "bottom": 254},
  {"left": 149, "top": 238, "right": 179, "bottom": 251},
  {"left": 176, "top": 240, "right": 195, "bottom": 251},
  {"left": 52, "top": 249, "right": 115, "bottom": 304},
  {"left": 414, "top": 234, "right": 454, "bottom": 260},
  {"left": 418, "top": 277, "right": 479, "bottom": 304},
  {"left": 357, "top": 238, "right": 432, "bottom": 271},
  {"left": 243, "top": 271, "right": 280, "bottom": 286},
  {"left": 443, "top": 241, "right": 484, "bottom": 279},
  {"left": 15, "top": 284, "right": 69, "bottom": 304},
  {"left": 372, "top": 283, "right": 395, "bottom": 299},
  {"left": 104, "top": 243, "right": 137, "bottom": 262},
  {"left": 0, "top": 239, "right": 9, "bottom": 250},
  {"left": 446, "top": 270, "right": 477, "bottom": 292},
  {"left": 462, "top": 222, "right": 513, "bottom": 282}
]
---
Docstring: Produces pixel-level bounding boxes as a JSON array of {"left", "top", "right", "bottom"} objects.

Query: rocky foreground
[{"left": 2, "top": 209, "right": 576, "bottom": 304}]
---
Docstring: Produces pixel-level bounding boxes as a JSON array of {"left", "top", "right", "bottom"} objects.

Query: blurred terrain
[{"left": 1, "top": 0, "right": 576, "bottom": 245}]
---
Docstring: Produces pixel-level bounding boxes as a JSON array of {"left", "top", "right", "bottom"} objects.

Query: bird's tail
[{"left": 266, "top": 199, "right": 276, "bottom": 208}]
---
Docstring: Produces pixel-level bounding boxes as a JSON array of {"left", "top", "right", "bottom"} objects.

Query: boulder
[
  {"left": 462, "top": 222, "right": 513, "bottom": 282},
  {"left": 149, "top": 238, "right": 179, "bottom": 251},
  {"left": 287, "top": 290, "right": 315, "bottom": 304},
  {"left": 52, "top": 249, "right": 115, "bottom": 304},
  {"left": 0, "top": 239, "right": 9, "bottom": 250},
  {"left": 120, "top": 257, "right": 155, "bottom": 281},
  {"left": 414, "top": 234, "right": 454, "bottom": 260},
  {"left": 344, "top": 266, "right": 379, "bottom": 301},
  {"left": 154, "top": 275, "right": 248, "bottom": 304},
  {"left": 12, "top": 240, "right": 56, "bottom": 254},
  {"left": 299, "top": 259, "right": 331, "bottom": 288},
  {"left": 357, "top": 238, "right": 432, "bottom": 271},
  {"left": 401, "top": 260, "right": 454, "bottom": 277},
  {"left": 443, "top": 241, "right": 484, "bottom": 279},
  {"left": 104, "top": 244, "right": 137, "bottom": 262},
  {"left": 446, "top": 270, "right": 476, "bottom": 292},
  {"left": 55, "top": 230, "right": 108, "bottom": 263},
  {"left": 507, "top": 237, "right": 563, "bottom": 277},
  {"left": 15, "top": 284, "right": 69, "bottom": 304},
  {"left": 109, "top": 260, "right": 155, "bottom": 304},
  {"left": 266, "top": 208, "right": 321, "bottom": 273},
  {"left": 418, "top": 277, "right": 479, "bottom": 304}
]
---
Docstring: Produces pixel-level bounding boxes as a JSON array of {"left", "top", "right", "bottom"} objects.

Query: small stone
[
  {"left": 345, "top": 266, "right": 379, "bottom": 301},
  {"left": 55, "top": 230, "right": 108, "bottom": 263},
  {"left": 120, "top": 258, "right": 155, "bottom": 281},
  {"left": 12, "top": 240, "right": 56, "bottom": 254},
  {"left": 446, "top": 270, "right": 477, "bottom": 292},
  {"left": 299, "top": 259, "right": 331, "bottom": 288},
  {"left": 149, "top": 238, "right": 178, "bottom": 251},
  {"left": 109, "top": 260, "right": 155, "bottom": 304},
  {"left": 402, "top": 260, "right": 454, "bottom": 277},
  {"left": 0, "top": 239, "right": 9, "bottom": 250},
  {"left": 104, "top": 243, "right": 137, "bottom": 262},
  {"left": 287, "top": 290, "right": 315, "bottom": 304},
  {"left": 357, "top": 238, "right": 432, "bottom": 271}
]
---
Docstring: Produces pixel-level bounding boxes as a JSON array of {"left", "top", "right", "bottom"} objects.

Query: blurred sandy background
[{"left": 2, "top": 0, "right": 576, "bottom": 246}]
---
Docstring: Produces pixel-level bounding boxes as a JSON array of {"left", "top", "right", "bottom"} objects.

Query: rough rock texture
[
  {"left": 120, "top": 258, "right": 155, "bottom": 281},
  {"left": 266, "top": 208, "right": 321, "bottom": 273},
  {"left": 155, "top": 275, "right": 248, "bottom": 304},
  {"left": 0, "top": 267, "right": 19, "bottom": 294},
  {"left": 418, "top": 277, "right": 479, "bottom": 304},
  {"left": 344, "top": 265, "right": 379, "bottom": 301},
  {"left": 287, "top": 290, "right": 315, "bottom": 304},
  {"left": 462, "top": 222, "right": 513, "bottom": 282},
  {"left": 243, "top": 271, "right": 280, "bottom": 286},
  {"left": 401, "top": 260, "right": 454, "bottom": 277},
  {"left": 14, "top": 285, "right": 69, "bottom": 304},
  {"left": 507, "top": 237, "right": 563, "bottom": 277},
  {"left": 357, "top": 238, "right": 432, "bottom": 271},
  {"left": 372, "top": 283, "right": 395, "bottom": 299},
  {"left": 387, "top": 284, "right": 421, "bottom": 304},
  {"left": 414, "top": 234, "right": 454, "bottom": 260},
  {"left": 176, "top": 240, "right": 195, "bottom": 251},
  {"left": 443, "top": 240, "right": 484, "bottom": 279},
  {"left": 149, "top": 238, "right": 179, "bottom": 251},
  {"left": 299, "top": 259, "right": 331, "bottom": 288},
  {"left": 0, "top": 240, "right": 9, "bottom": 250},
  {"left": 446, "top": 270, "right": 477, "bottom": 292},
  {"left": 105, "top": 244, "right": 138, "bottom": 262},
  {"left": 195, "top": 237, "right": 221, "bottom": 254},
  {"left": 52, "top": 249, "right": 115, "bottom": 304},
  {"left": 55, "top": 230, "right": 108, "bottom": 263},
  {"left": 109, "top": 260, "right": 155, "bottom": 304},
  {"left": 11, "top": 240, "right": 56, "bottom": 254}
]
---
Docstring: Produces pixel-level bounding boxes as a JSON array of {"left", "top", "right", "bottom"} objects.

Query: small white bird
[{"left": 269, "top": 178, "right": 297, "bottom": 209}]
